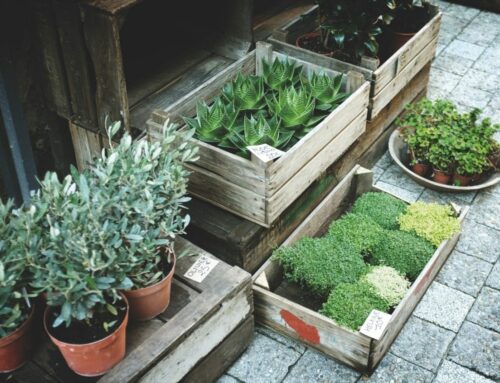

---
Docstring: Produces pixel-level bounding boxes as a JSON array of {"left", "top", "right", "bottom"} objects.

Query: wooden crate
[
  {"left": 148, "top": 42, "right": 370, "bottom": 227},
  {"left": 252, "top": 165, "right": 468, "bottom": 373},
  {"left": 270, "top": 4, "right": 441, "bottom": 119},
  {"left": 5, "top": 238, "right": 253, "bottom": 383},
  {"left": 184, "top": 63, "right": 431, "bottom": 273}
]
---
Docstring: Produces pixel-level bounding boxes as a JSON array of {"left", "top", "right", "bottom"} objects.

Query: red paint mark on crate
[{"left": 280, "top": 309, "right": 320, "bottom": 344}]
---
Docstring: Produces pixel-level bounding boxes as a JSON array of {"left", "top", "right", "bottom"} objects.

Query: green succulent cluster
[
  {"left": 399, "top": 98, "right": 499, "bottom": 179},
  {"left": 351, "top": 192, "right": 407, "bottom": 230},
  {"left": 185, "top": 57, "right": 348, "bottom": 158}
]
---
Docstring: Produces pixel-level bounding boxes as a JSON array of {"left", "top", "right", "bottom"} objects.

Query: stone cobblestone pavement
[{"left": 218, "top": 2, "right": 500, "bottom": 382}]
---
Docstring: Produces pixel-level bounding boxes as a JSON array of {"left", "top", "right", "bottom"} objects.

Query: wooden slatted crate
[
  {"left": 148, "top": 42, "right": 370, "bottom": 227},
  {"left": 4, "top": 238, "right": 253, "bottom": 383},
  {"left": 252, "top": 165, "right": 468, "bottom": 373},
  {"left": 270, "top": 3, "right": 441, "bottom": 120}
]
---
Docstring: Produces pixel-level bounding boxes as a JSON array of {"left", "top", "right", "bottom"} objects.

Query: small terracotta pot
[
  {"left": 433, "top": 169, "right": 451, "bottom": 184},
  {"left": 386, "top": 29, "right": 416, "bottom": 55},
  {"left": 471, "top": 173, "right": 482, "bottom": 183},
  {"left": 412, "top": 163, "right": 429, "bottom": 177},
  {"left": 296, "top": 32, "right": 334, "bottom": 57},
  {"left": 0, "top": 306, "right": 35, "bottom": 373},
  {"left": 123, "top": 252, "right": 176, "bottom": 321},
  {"left": 44, "top": 295, "right": 129, "bottom": 377},
  {"left": 453, "top": 173, "right": 473, "bottom": 186}
]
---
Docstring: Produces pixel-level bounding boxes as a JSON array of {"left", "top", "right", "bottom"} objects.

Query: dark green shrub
[
  {"left": 327, "top": 213, "right": 384, "bottom": 254},
  {"left": 371, "top": 230, "right": 435, "bottom": 280},
  {"left": 351, "top": 192, "right": 407, "bottom": 230},
  {"left": 320, "top": 282, "right": 390, "bottom": 330},
  {"left": 272, "top": 237, "right": 366, "bottom": 296}
]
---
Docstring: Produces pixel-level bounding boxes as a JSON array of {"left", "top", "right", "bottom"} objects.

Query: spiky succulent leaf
[
  {"left": 267, "top": 87, "right": 315, "bottom": 129},
  {"left": 302, "top": 73, "right": 348, "bottom": 110},
  {"left": 223, "top": 74, "right": 266, "bottom": 111},
  {"left": 262, "top": 58, "right": 303, "bottom": 90}
]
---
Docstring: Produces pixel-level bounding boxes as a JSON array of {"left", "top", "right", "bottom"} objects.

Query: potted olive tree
[
  {"left": 31, "top": 172, "right": 133, "bottom": 377},
  {"left": 87, "top": 120, "right": 198, "bottom": 321},
  {"left": 0, "top": 201, "right": 41, "bottom": 373}
]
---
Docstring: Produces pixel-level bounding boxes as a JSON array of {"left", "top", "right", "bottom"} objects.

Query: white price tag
[
  {"left": 359, "top": 310, "right": 391, "bottom": 340},
  {"left": 183, "top": 255, "right": 219, "bottom": 283},
  {"left": 248, "top": 144, "right": 284, "bottom": 164}
]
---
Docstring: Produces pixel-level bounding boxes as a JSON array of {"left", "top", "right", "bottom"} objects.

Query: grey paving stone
[
  {"left": 473, "top": 46, "right": 500, "bottom": 75},
  {"left": 282, "top": 349, "right": 359, "bottom": 383},
  {"left": 256, "top": 326, "right": 306, "bottom": 354},
  {"left": 414, "top": 282, "right": 474, "bottom": 332},
  {"left": 488, "top": 94, "right": 500, "bottom": 109},
  {"left": 216, "top": 375, "right": 241, "bottom": 383},
  {"left": 429, "top": 0, "right": 451, "bottom": 11},
  {"left": 448, "top": 321, "right": 500, "bottom": 380},
  {"left": 418, "top": 188, "right": 476, "bottom": 205},
  {"left": 426, "top": 85, "right": 449, "bottom": 101},
  {"left": 429, "top": 67, "right": 462, "bottom": 93},
  {"left": 483, "top": 106, "right": 500, "bottom": 125},
  {"left": 472, "top": 10, "right": 500, "bottom": 31},
  {"left": 467, "top": 287, "right": 500, "bottom": 332},
  {"left": 372, "top": 166, "right": 384, "bottom": 182},
  {"left": 441, "top": 14, "right": 469, "bottom": 35},
  {"left": 377, "top": 164, "right": 425, "bottom": 195},
  {"left": 436, "top": 250, "right": 493, "bottom": 297},
  {"left": 437, "top": 30, "right": 456, "bottom": 47},
  {"left": 390, "top": 316, "right": 455, "bottom": 372},
  {"left": 458, "top": 69, "right": 500, "bottom": 93},
  {"left": 375, "top": 151, "right": 394, "bottom": 170},
  {"left": 486, "top": 261, "right": 500, "bottom": 290},
  {"left": 432, "top": 53, "right": 474, "bottom": 76},
  {"left": 227, "top": 333, "right": 302, "bottom": 383},
  {"left": 467, "top": 191, "right": 500, "bottom": 231},
  {"left": 434, "top": 360, "right": 496, "bottom": 383},
  {"left": 374, "top": 181, "right": 422, "bottom": 203},
  {"left": 459, "top": 23, "right": 499, "bottom": 47},
  {"left": 363, "top": 353, "right": 434, "bottom": 383},
  {"left": 447, "top": 83, "right": 492, "bottom": 109},
  {"left": 444, "top": 3, "right": 480, "bottom": 21},
  {"left": 456, "top": 218, "right": 500, "bottom": 263},
  {"left": 444, "top": 40, "right": 486, "bottom": 61}
]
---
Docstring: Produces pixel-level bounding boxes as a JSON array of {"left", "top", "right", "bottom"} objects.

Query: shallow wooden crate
[
  {"left": 4, "top": 238, "right": 253, "bottom": 383},
  {"left": 252, "top": 165, "right": 468, "bottom": 373},
  {"left": 270, "top": 4, "right": 441, "bottom": 120},
  {"left": 148, "top": 42, "right": 370, "bottom": 227},
  {"left": 184, "top": 63, "right": 431, "bottom": 273}
]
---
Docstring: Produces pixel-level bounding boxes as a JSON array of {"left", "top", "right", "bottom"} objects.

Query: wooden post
[
  {"left": 255, "top": 42, "right": 273, "bottom": 76},
  {"left": 346, "top": 71, "right": 366, "bottom": 94}
]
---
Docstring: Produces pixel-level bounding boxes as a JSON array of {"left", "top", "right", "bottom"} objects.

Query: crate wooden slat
[
  {"left": 270, "top": 3, "right": 441, "bottom": 120},
  {"left": 252, "top": 165, "right": 468, "bottom": 373},
  {"left": 183, "top": 63, "right": 431, "bottom": 273},
  {"left": 148, "top": 42, "right": 370, "bottom": 227},
  {"left": 5, "top": 238, "right": 253, "bottom": 383}
]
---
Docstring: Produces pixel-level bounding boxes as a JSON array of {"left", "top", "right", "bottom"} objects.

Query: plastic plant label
[
  {"left": 359, "top": 310, "right": 392, "bottom": 340},
  {"left": 183, "top": 255, "right": 219, "bottom": 283},
  {"left": 247, "top": 144, "right": 284, "bottom": 164}
]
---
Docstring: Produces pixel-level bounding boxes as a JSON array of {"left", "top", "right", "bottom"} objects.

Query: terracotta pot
[
  {"left": 471, "top": 173, "right": 482, "bottom": 183},
  {"left": 411, "top": 163, "right": 429, "bottom": 177},
  {"left": 44, "top": 295, "right": 129, "bottom": 377},
  {"left": 433, "top": 169, "right": 451, "bottom": 184},
  {"left": 0, "top": 306, "right": 35, "bottom": 373},
  {"left": 296, "top": 32, "right": 334, "bottom": 57},
  {"left": 123, "top": 252, "right": 176, "bottom": 321},
  {"left": 386, "top": 29, "right": 416, "bottom": 55},
  {"left": 453, "top": 173, "right": 473, "bottom": 187}
]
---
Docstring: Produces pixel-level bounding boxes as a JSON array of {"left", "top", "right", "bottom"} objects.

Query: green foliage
[
  {"left": 272, "top": 237, "right": 366, "bottom": 296},
  {"left": 262, "top": 58, "right": 302, "bottom": 90},
  {"left": 361, "top": 266, "right": 410, "bottom": 306},
  {"left": 301, "top": 73, "right": 347, "bottom": 110},
  {"left": 223, "top": 74, "right": 266, "bottom": 111},
  {"left": 320, "top": 281, "right": 390, "bottom": 330},
  {"left": 351, "top": 192, "right": 407, "bottom": 230},
  {"left": 371, "top": 230, "right": 435, "bottom": 279},
  {"left": 399, "top": 202, "right": 460, "bottom": 247},
  {"left": 267, "top": 86, "right": 316, "bottom": 129},
  {"left": 327, "top": 213, "right": 384, "bottom": 254}
]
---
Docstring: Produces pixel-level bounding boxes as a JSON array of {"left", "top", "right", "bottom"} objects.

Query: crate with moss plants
[
  {"left": 147, "top": 41, "right": 370, "bottom": 227},
  {"left": 253, "top": 165, "right": 468, "bottom": 374}
]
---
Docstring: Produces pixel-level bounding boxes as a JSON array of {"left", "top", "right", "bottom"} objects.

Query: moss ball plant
[
  {"left": 351, "top": 192, "right": 407, "bottom": 230},
  {"left": 371, "top": 230, "right": 435, "bottom": 280},
  {"left": 327, "top": 213, "right": 384, "bottom": 254},
  {"left": 272, "top": 237, "right": 366, "bottom": 296},
  {"left": 320, "top": 282, "right": 390, "bottom": 330},
  {"left": 399, "top": 202, "right": 460, "bottom": 247},
  {"left": 361, "top": 266, "right": 410, "bottom": 306}
]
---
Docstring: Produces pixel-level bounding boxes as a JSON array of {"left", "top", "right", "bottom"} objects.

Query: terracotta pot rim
[
  {"left": 0, "top": 304, "right": 35, "bottom": 348},
  {"left": 124, "top": 252, "right": 176, "bottom": 298},
  {"left": 44, "top": 293, "right": 129, "bottom": 351},
  {"left": 387, "top": 29, "right": 417, "bottom": 37}
]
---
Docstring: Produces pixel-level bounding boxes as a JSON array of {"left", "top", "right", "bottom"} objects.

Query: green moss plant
[
  {"left": 320, "top": 282, "right": 390, "bottom": 330},
  {"left": 351, "top": 192, "right": 407, "bottom": 230},
  {"left": 371, "top": 230, "right": 435, "bottom": 280},
  {"left": 327, "top": 213, "right": 384, "bottom": 254},
  {"left": 361, "top": 266, "right": 410, "bottom": 306},
  {"left": 272, "top": 237, "right": 366, "bottom": 296},
  {"left": 398, "top": 202, "right": 460, "bottom": 247}
]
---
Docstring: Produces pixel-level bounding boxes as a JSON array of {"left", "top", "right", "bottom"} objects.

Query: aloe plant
[
  {"left": 302, "top": 72, "right": 348, "bottom": 111},
  {"left": 223, "top": 74, "right": 266, "bottom": 111},
  {"left": 262, "top": 58, "right": 302, "bottom": 90},
  {"left": 266, "top": 87, "right": 316, "bottom": 129}
]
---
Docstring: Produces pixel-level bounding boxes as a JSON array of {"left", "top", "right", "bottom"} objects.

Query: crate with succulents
[
  {"left": 253, "top": 165, "right": 468, "bottom": 373},
  {"left": 3, "top": 122, "right": 253, "bottom": 383},
  {"left": 147, "top": 41, "right": 370, "bottom": 227},
  {"left": 389, "top": 98, "right": 500, "bottom": 191},
  {"left": 271, "top": 0, "right": 442, "bottom": 120}
]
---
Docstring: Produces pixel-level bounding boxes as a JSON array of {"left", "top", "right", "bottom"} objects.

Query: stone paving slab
[
  {"left": 456, "top": 218, "right": 500, "bottom": 263},
  {"left": 448, "top": 321, "right": 500, "bottom": 380},
  {"left": 418, "top": 188, "right": 477, "bottom": 204},
  {"left": 467, "top": 287, "right": 500, "bottom": 333},
  {"left": 436, "top": 250, "right": 493, "bottom": 296},
  {"left": 414, "top": 282, "right": 475, "bottom": 332},
  {"left": 486, "top": 261, "right": 500, "bottom": 290},
  {"left": 390, "top": 316, "right": 455, "bottom": 372},
  {"left": 434, "top": 360, "right": 496, "bottom": 383},
  {"left": 360, "top": 353, "right": 434, "bottom": 383},
  {"left": 374, "top": 181, "right": 422, "bottom": 202}
]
